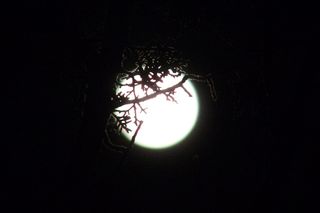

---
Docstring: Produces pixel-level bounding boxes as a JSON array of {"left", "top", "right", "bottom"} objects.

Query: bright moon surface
[{"left": 116, "top": 73, "right": 199, "bottom": 150}]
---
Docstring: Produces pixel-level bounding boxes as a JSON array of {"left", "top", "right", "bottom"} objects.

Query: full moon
[{"left": 116, "top": 73, "right": 199, "bottom": 149}]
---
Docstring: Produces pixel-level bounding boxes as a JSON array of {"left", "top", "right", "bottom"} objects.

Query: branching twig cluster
[{"left": 103, "top": 46, "right": 217, "bottom": 154}]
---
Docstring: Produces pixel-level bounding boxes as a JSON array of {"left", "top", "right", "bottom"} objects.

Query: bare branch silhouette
[{"left": 105, "top": 45, "right": 216, "bottom": 157}]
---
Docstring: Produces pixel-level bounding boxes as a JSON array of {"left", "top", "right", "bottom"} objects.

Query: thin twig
[
  {"left": 115, "top": 75, "right": 189, "bottom": 107},
  {"left": 119, "top": 121, "right": 144, "bottom": 168},
  {"left": 102, "top": 129, "right": 127, "bottom": 153},
  {"left": 181, "top": 85, "right": 192, "bottom": 97},
  {"left": 128, "top": 121, "right": 143, "bottom": 149}
]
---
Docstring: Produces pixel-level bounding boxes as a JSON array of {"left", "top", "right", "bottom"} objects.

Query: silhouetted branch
[
  {"left": 119, "top": 121, "right": 143, "bottom": 166},
  {"left": 128, "top": 120, "right": 143, "bottom": 149},
  {"left": 105, "top": 45, "right": 216, "bottom": 157},
  {"left": 116, "top": 75, "right": 188, "bottom": 107}
]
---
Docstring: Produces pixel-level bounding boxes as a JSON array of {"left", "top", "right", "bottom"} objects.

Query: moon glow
[{"left": 116, "top": 74, "right": 199, "bottom": 150}]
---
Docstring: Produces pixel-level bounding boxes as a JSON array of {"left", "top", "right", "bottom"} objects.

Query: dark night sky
[{"left": 6, "top": 0, "right": 317, "bottom": 212}]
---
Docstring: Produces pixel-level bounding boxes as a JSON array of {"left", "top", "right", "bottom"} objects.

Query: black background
[{"left": 6, "top": 0, "right": 317, "bottom": 212}]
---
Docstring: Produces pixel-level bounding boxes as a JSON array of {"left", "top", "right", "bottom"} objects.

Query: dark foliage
[{"left": 7, "top": 0, "right": 315, "bottom": 212}]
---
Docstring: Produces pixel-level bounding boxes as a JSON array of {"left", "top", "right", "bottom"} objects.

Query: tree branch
[{"left": 115, "top": 75, "right": 189, "bottom": 108}]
